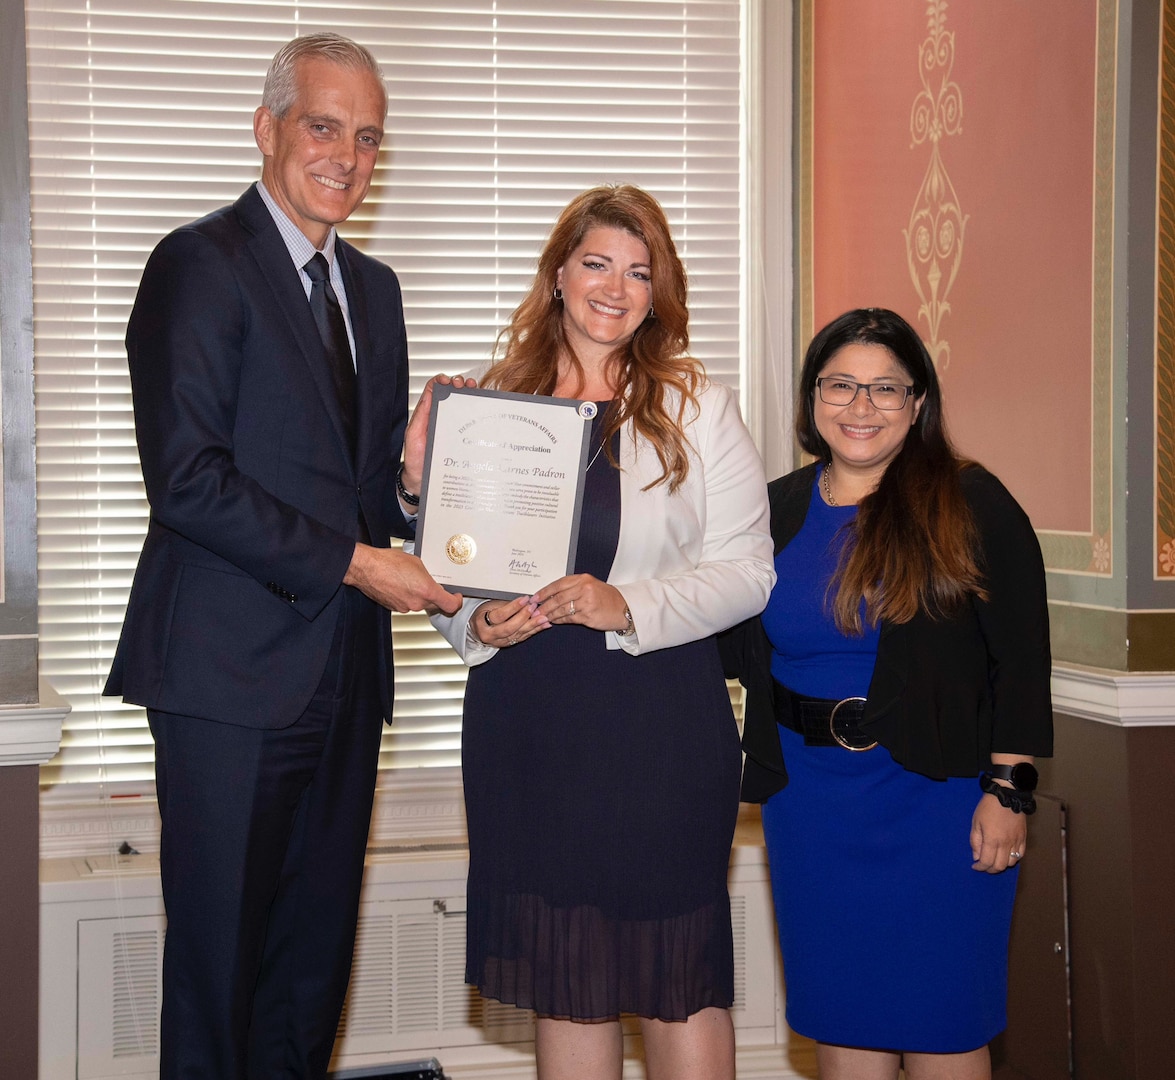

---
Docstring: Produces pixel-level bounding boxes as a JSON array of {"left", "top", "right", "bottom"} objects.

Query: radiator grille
[
  {"left": 731, "top": 893, "right": 747, "bottom": 1010},
  {"left": 336, "top": 899, "right": 535, "bottom": 1051},
  {"left": 111, "top": 929, "right": 162, "bottom": 1058}
]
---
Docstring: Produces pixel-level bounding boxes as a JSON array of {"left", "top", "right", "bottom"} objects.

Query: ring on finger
[
  {"left": 569, "top": 601, "right": 576, "bottom": 617},
  {"left": 1010, "top": 851, "right": 1022, "bottom": 860},
  {"left": 507, "top": 635, "right": 518, "bottom": 646}
]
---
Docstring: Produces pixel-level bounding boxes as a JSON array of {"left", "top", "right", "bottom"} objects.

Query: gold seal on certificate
[
  {"left": 445, "top": 533, "right": 477, "bottom": 565},
  {"left": 415, "top": 386, "right": 593, "bottom": 598}
]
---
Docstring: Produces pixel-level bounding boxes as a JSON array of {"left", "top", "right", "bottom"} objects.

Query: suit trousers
[{"left": 150, "top": 585, "right": 384, "bottom": 1080}]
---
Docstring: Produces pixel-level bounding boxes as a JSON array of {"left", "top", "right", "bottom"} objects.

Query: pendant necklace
[{"left": 586, "top": 402, "right": 612, "bottom": 471}]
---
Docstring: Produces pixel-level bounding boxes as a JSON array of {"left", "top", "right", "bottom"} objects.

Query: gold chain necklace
[{"left": 822, "top": 463, "right": 837, "bottom": 506}]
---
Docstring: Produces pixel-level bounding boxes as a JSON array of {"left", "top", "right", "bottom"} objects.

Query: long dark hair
[
  {"left": 797, "top": 308, "right": 986, "bottom": 633},
  {"left": 482, "top": 184, "right": 702, "bottom": 491}
]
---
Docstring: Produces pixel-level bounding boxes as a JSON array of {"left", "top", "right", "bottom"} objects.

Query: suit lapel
[{"left": 235, "top": 186, "right": 357, "bottom": 477}]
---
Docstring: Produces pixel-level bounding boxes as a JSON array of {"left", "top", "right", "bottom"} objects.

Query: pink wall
[{"left": 810, "top": 1, "right": 1097, "bottom": 532}]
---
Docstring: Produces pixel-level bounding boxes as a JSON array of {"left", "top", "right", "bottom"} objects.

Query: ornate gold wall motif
[
  {"left": 1158, "top": 0, "right": 1175, "bottom": 578},
  {"left": 798, "top": 0, "right": 1115, "bottom": 579},
  {"left": 904, "top": 0, "right": 967, "bottom": 368}
]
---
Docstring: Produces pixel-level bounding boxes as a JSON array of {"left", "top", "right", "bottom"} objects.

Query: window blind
[{"left": 28, "top": 0, "right": 744, "bottom": 786}]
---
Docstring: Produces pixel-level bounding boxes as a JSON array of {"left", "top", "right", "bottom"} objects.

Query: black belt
[{"left": 772, "top": 679, "right": 877, "bottom": 751}]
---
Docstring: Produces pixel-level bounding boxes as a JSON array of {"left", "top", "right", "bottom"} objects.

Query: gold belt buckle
[{"left": 829, "top": 696, "right": 876, "bottom": 752}]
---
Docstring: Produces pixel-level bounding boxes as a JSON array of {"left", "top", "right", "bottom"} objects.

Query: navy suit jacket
[{"left": 106, "top": 184, "right": 413, "bottom": 727}]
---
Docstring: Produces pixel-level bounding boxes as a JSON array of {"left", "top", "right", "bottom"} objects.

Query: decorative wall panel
[{"left": 799, "top": 0, "right": 1113, "bottom": 576}]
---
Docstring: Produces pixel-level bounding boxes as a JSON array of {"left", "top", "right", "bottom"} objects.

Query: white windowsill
[{"left": 0, "top": 680, "right": 69, "bottom": 768}]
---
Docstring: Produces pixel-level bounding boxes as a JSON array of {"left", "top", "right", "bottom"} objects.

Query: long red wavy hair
[{"left": 481, "top": 184, "right": 703, "bottom": 491}]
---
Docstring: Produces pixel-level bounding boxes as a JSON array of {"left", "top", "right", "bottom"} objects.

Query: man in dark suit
[{"left": 105, "top": 32, "right": 461, "bottom": 1079}]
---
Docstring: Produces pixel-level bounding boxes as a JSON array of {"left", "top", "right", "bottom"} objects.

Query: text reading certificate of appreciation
[{"left": 415, "top": 385, "right": 595, "bottom": 598}]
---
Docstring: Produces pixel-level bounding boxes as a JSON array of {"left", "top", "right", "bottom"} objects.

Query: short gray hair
[{"left": 262, "top": 32, "right": 386, "bottom": 119}]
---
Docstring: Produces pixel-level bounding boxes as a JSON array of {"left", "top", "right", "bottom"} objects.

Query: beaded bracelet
[{"left": 396, "top": 465, "right": 420, "bottom": 507}]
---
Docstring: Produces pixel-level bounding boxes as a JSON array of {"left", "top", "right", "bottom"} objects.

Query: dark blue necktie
[{"left": 303, "top": 252, "right": 357, "bottom": 457}]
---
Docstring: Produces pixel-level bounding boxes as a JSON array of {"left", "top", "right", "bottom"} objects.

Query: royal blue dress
[
  {"left": 759, "top": 470, "right": 1018, "bottom": 1052},
  {"left": 461, "top": 409, "right": 742, "bottom": 1022}
]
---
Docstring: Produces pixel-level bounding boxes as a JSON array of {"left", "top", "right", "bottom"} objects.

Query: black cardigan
[{"left": 721, "top": 462, "right": 1054, "bottom": 803}]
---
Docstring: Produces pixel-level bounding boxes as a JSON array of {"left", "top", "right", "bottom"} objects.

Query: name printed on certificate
[{"left": 415, "top": 386, "right": 595, "bottom": 598}]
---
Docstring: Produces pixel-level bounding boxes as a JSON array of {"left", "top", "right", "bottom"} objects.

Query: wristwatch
[{"left": 986, "top": 762, "right": 1039, "bottom": 792}]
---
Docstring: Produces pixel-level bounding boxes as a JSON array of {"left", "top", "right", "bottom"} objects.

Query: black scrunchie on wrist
[{"left": 979, "top": 773, "right": 1037, "bottom": 815}]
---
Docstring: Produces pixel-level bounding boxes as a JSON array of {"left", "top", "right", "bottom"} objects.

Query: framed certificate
[{"left": 415, "top": 385, "right": 597, "bottom": 598}]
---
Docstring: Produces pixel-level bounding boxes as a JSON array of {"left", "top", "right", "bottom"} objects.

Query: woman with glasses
[{"left": 721, "top": 308, "right": 1053, "bottom": 1080}]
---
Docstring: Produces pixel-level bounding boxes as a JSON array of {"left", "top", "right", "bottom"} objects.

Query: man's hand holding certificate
[{"left": 415, "top": 385, "right": 595, "bottom": 598}]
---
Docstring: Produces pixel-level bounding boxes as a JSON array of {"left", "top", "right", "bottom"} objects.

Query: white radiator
[{"left": 41, "top": 842, "right": 803, "bottom": 1079}]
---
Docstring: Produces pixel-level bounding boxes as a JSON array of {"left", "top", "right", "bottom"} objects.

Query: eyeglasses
[{"left": 815, "top": 378, "right": 914, "bottom": 411}]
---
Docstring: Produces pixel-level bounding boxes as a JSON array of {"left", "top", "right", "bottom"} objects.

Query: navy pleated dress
[
  {"left": 759, "top": 471, "right": 1018, "bottom": 1052},
  {"left": 461, "top": 409, "right": 743, "bottom": 1021}
]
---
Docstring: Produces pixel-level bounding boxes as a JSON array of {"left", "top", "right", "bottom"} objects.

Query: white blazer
[{"left": 431, "top": 377, "right": 775, "bottom": 665}]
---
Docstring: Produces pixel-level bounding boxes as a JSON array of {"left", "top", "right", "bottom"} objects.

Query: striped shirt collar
[
  {"left": 256, "top": 181, "right": 356, "bottom": 362},
  {"left": 256, "top": 181, "right": 339, "bottom": 273}
]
